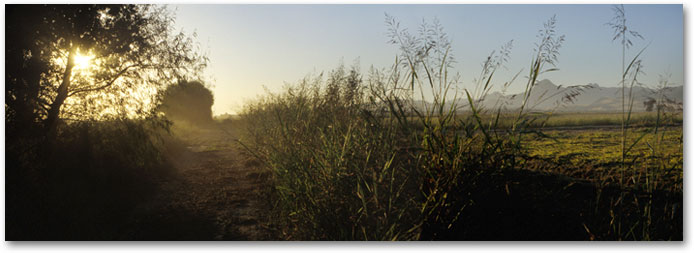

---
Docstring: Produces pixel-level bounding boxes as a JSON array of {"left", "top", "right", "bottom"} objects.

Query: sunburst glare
[{"left": 73, "top": 50, "right": 94, "bottom": 70}]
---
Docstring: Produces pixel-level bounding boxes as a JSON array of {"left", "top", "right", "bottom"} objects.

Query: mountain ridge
[{"left": 422, "top": 79, "right": 683, "bottom": 113}]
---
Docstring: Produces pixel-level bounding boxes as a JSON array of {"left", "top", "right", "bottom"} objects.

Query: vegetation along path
[{"left": 121, "top": 126, "right": 274, "bottom": 240}]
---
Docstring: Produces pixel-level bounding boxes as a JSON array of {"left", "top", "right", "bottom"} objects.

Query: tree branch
[{"left": 68, "top": 64, "right": 138, "bottom": 96}]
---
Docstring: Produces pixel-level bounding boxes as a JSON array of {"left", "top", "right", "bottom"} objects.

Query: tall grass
[
  {"left": 239, "top": 15, "right": 578, "bottom": 240},
  {"left": 599, "top": 4, "right": 682, "bottom": 240},
  {"left": 240, "top": 65, "right": 421, "bottom": 240},
  {"left": 239, "top": 10, "right": 681, "bottom": 240}
]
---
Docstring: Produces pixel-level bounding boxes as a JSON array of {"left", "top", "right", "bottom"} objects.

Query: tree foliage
[
  {"left": 160, "top": 80, "right": 214, "bottom": 124},
  {"left": 5, "top": 4, "right": 207, "bottom": 137}
]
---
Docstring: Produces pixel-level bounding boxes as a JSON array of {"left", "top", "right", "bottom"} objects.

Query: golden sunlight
[{"left": 73, "top": 50, "right": 94, "bottom": 70}]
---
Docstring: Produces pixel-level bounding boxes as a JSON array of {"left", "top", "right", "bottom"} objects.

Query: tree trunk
[{"left": 44, "top": 46, "right": 76, "bottom": 138}]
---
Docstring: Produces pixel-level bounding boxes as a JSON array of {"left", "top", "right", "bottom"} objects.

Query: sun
[{"left": 73, "top": 50, "right": 95, "bottom": 70}]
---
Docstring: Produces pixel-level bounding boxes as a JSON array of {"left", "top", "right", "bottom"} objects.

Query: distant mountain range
[{"left": 431, "top": 79, "right": 683, "bottom": 113}]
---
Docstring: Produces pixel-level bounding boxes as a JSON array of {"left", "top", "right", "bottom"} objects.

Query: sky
[{"left": 172, "top": 4, "right": 683, "bottom": 116}]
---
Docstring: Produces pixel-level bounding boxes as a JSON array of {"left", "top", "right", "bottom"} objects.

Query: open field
[
  {"left": 525, "top": 127, "right": 682, "bottom": 186},
  {"left": 404, "top": 112, "right": 683, "bottom": 131},
  {"left": 496, "top": 112, "right": 682, "bottom": 129}
]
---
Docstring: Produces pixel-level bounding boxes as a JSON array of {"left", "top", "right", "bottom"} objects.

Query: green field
[
  {"left": 406, "top": 111, "right": 682, "bottom": 130},
  {"left": 499, "top": 112, "right": 682, "bottom": 129},
  {"left": 525, "top": 127, "right": 682, "bottom": 190}
]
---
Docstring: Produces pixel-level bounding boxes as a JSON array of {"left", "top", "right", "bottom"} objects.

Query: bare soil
[{"left": 120, "top": 126, "right": 275, "bottom": 240}]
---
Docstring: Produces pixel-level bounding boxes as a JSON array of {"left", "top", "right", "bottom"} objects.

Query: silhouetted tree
[
  {"left": 5, "top": 4, "right": 210, "bottom": 240},
  {"left": 644, "top": 97, "right": 656, "bottom": 112},
  {"left": 160, "top": 81, "right": 214, "bottom": 124},
  {"left": 5, "top": 4, "right": 207, "bottom": 139}
]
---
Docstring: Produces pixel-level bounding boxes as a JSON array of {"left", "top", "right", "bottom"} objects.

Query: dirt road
[{"left": 120, "top": 126, "right": 274, "bottom": 240}]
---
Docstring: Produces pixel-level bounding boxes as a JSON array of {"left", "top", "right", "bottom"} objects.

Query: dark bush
[
  {"left": 160, "top": 81, "right": 215, "bottom": 125},
  {"left": 5, "top": 118, "right": 173, "bottom": 240}
]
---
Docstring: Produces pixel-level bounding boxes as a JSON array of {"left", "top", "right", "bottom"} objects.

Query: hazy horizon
[{"left": 172, "top": 4, "right": 683, "bottom": 115}]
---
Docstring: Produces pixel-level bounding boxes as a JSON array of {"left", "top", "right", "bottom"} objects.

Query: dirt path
[{"left": 121, "top": 126, "right": 274, "bottom": 240}]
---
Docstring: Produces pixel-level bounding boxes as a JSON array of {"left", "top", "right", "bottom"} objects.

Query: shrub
[
  {"left": 160, "top": 80, "right": 215, "bottom": 125},
  {"left": 5, "top": 117, "right": 173, "bottom": 240}
]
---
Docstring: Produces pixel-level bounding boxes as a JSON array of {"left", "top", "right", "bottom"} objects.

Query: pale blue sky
[{"left": 172, "top": 4, "right": 683, "bottom": 115}]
